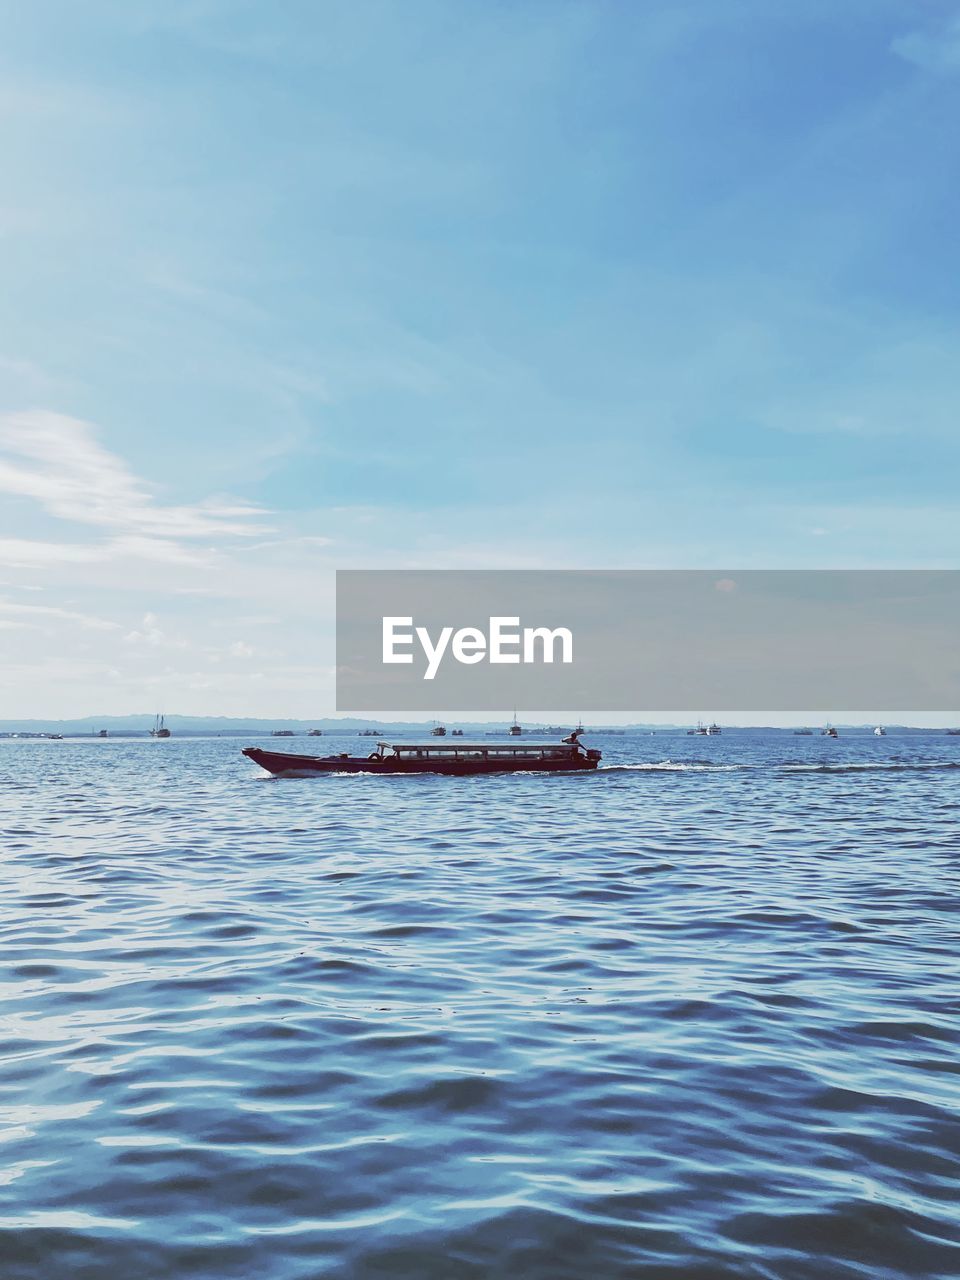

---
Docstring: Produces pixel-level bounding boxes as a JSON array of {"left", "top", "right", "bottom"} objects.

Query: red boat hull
[{"left": 242, "top": 747, "right": 600, "bottom": 777}]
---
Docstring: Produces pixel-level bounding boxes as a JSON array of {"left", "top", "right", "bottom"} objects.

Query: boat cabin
[{"left": 371, "top": 740, "right": 597, "bottom": 762}]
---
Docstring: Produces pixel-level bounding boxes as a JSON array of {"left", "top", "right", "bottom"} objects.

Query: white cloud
[
  {"left": 0, "top": 539, "right": 107, "bottom": 567},
  {"left": 0, "top": 411, "right": 270, "bottom": 540},
  {"left": 0, "top": 598, "right": 119, "bottom": 631},
  {"left": 122, "top": 612, "right": 189, "bottom": 649},
  {"left": 0, "top": 535, "right": 213, "bottom": 569},
  {"left": 107, "top": 536, "right": 217, "bottom": 565},
  {"left": 246, "top": 535, "right": 334, "bottom": 552}
]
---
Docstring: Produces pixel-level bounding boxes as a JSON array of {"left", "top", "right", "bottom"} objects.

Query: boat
[
  {"left": 794, "top": 729, "right": 813, "bottom": 736},
  {"left": 243, "top": 731, "right": 601, "bottom": 777},
  {"left": 508, "top": 708, "right": 522, "bottom": 736},
  {"left": 150, "top": 714, "right": 171, "bottom": 739},
  {"left": 451, "top": 729, "right": 464, "bottom": 736},
  {"left": 874, "top": 726, "right": 886, "bottom": 736},
  {"left": 948, "top": 729, "right": 960, "bottom": 736},
  {"left": 431, "top": 724, "right": 447, "bottom": 737},
  {"left": 308, "top": 729, "right": 323, "bottom": 737},
  {"left": 358, "top": 729, "right": 381, "bottom": 737},
  {"left": 97, "top": 729, "right": 108, "bottom": 738},
  {"left": 271, "top": 729, "right": 295, "bottom": 737},
  {"left": 707, "top": 723, "right": 721, "bottom": 735},
  {"left": 821, "top": 726, "right": 839, "bottom": 738},
  {"left": 688, "top": 721, "right": 719, "bottom": 735}
]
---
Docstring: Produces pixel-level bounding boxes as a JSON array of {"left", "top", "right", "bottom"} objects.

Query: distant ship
[
  {"left": 98, "top": 729, "right": 108, "bottom": 738},
  {"left": 874, "top": 726, "right": 886, "bottom": 736},
  {"left": 431, "top": 724, "right": 447, "bottom": 737},
  {"left": 308, "top": 729, "right": 323, "bottom": 737},
  {"left": 150, "top": 714, "right": 171, "bottom": 739},
  {"left": 821, "top": 726, "right": 839, "bottom": 738},
  {"left": 688, "top": 721, "right": 721, "bottom": 736},
  {"left": 451, "top": 729, "right": 464, "bottom": 736},
  {"left": 508, "top": 708, "right": 522, "bottom": 737},
  {"left": 271, "top": 729, "right": 295, "bottom": 737},
  {"left": 947, "top": 729, "right": 960, "bottom": 736},
  {"left": 794, "top": 729, "right": 813, "bottom": 736}
]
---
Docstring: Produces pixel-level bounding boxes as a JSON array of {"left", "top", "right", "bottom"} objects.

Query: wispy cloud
[
  {"left": 0, "top": 539, "right": 107, "bottom": 568},
  {"left": 891, "top": 14, "right": 960, "bottom": 73},
  {"left": 0, "top": 411, "right": 270, "bottom": 540},
  {"left": 245, "top": 535, "right": 333, "bottom": 552},
  {"left": 122, "top": 610, "right": 189, "bottom": 649},
  {"left": 0, "top": 598, "right": 120, "bottom": 631},
  {"left": 0, "top": 536, "right": 213, "bottom": 569}
]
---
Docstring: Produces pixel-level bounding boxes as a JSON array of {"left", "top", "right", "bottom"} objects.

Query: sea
[{"left": 1, "top": 730, "right": 958, "bottom": 1279}]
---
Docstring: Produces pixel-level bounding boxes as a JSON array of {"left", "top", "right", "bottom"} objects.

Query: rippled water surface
[{"left": 1, "top": 731, "right": 959, "bottom": 1279}]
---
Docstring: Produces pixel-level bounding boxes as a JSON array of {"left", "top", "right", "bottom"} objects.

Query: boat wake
[
  {"left": 602, "top": 760, "right": 746, "bottom": 772},
  {"left": 603, "top": 760, "right": 960, "bottom": 775}
]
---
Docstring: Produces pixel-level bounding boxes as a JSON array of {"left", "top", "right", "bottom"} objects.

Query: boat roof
[{"left": 378, "top": 740, "right": 580, "bottom": 751}]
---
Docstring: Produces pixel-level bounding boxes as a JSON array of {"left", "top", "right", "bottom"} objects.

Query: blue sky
[{"left": 1, "top": 0, "right": 959, "bottom": 717}]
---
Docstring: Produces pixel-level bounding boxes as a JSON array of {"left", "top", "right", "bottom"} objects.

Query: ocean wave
[
  {"left": 779, "top": 761, "right": 960, "bottom": 773},
  {"left": 1, "top": 734, "right": 958, "bottom": 1280}
]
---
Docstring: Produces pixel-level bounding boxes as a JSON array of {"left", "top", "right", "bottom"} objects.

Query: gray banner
[{"left": 336, "top": 570, "right": 960, "bottom": 712}]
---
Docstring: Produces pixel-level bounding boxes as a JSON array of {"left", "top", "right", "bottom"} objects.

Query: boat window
[{"left": 386, "top": 742, "right": 579, "bottom": 760}]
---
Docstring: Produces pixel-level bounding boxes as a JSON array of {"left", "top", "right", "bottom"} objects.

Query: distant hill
[
  {"left": 0, "top": 714, "right": 593, "bottom": 737},
  {"left": 0, "top": 715, "right": 418, "bottom": 736},
  {"left": 0, "top": 715, "right": 947, "bottom": 737}
]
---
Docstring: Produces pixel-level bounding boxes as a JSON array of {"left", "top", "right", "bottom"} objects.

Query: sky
[{"left": 1, "top": 0, "right": 959, "bottom": 720}]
